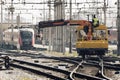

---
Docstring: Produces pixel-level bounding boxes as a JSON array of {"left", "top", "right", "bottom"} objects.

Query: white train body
[{"left": 3, "top": 28, "right": 35, "bottom": 50}]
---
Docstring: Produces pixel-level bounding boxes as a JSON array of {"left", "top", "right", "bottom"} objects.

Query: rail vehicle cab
[
  {"left": 19, "top": 28, "right": 34, "bottom": 50},
  {"left": 3, "top": 28, "right": 34, "bottom": 50},
  {"left": 76, "top": 25, "right": 108, "bottom": 58}
]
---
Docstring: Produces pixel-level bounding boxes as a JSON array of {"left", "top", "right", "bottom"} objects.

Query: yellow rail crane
[{"left": 38, "top": 19, "right": 108, "bottom": 59}]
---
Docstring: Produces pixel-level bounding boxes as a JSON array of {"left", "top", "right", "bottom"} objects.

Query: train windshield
[
  {"left": 77, "top": 29, "right": 107, "bottom": 40},
  {"left": 20, "top": 31, "right": 32, "bottom": 39}
]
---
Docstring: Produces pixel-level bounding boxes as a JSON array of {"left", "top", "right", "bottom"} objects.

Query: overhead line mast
[
  {"left": 69, "top": 0, "right": 72, "bottom": 53},
  {"left": 117, "top": 0, "right": 120, "bottom": 55}
]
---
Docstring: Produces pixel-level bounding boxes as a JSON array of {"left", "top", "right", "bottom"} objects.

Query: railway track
[
  {"left": 59, "top": 56, "right": 120, "bottom": 71},
  {"left": 59, "top": 56, "right": 120, "bottom": 80},
  {"left": 1, "top": 50, "right": 120, "bottom": 79},
  {"left": 69, "top": 60, "right": 84, "bottom": 80},
  {"left": 1, "top": 50, "right": 120, "bottom": 71},
  {"left": 2, "top": 50, "right": 120, "bottom": 65},
  {"left": 10, "top": 59, "right": 105, "bottom": 80},
  {"left": 96, "top": 57, "right": 112, "bottom": 80}
]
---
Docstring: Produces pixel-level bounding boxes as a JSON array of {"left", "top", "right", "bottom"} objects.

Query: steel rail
[
  {"left": 69, "top": 60, "right": 83, "bottom": 80},
  {"left": 11, "top": 59, "right": 105, "bottom": 80},
  {"left": 99, "top": 58, "right": 112, "bottom": 80},
  {"left": 2, "top": 51, "right": 120, "bottom": 71},
  {"left": 84, "top": 60, "right": 120, "bottom": 70},
  {"left": 10, "top": 63, "right": 66, "bottom": 80}
]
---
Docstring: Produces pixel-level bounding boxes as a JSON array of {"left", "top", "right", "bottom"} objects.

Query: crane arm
[
  {"left": 38, "top": 19, "right": 92, "bottom": 28},
  {"left": 38, "top": 19, "right": 92, "bottom": 40}
]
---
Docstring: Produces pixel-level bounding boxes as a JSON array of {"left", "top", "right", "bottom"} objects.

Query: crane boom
[
  {"left": 38, "top": 19, "right": 92, "bottom": 40},
  {"left": 38, "top": 19, "right": 92, "bottom": 28}
]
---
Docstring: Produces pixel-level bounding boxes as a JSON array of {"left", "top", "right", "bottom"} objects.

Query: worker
[
  {"left": 84, "top": 22, "right": 92, "bottom": 40},
  {"left": 83, "top": 22, "right": 89, "bottom": 35},
  {"left": 92, "top": 15, "right": 99, "bottom": 28},
  {"left": 87, "top": 26, "right": 92, "bottom": 40}
]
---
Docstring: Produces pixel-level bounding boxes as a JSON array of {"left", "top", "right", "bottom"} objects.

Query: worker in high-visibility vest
[{"left": 92, "top": 15, "right": 99, "bottom": 28}]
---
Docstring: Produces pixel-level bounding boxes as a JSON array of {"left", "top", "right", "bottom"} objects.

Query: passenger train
[{"left": 3, "top": 28, "right": 35, "bottom": 50}]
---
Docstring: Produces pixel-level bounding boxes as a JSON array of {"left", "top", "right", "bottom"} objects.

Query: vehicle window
[
  {"left": 93, "top": 30, "right": 106, "bottom": 40},
  {"left": 20, "top": 31, "right": 32, "bottom": 38}
]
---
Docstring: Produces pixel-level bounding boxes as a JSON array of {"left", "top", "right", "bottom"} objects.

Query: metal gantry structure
[
  {"left": 0, "top": 0, "right": 117, "bottom": 26},
  {"left": 53, "top": 0, "right": 65, "bottom": 53}
]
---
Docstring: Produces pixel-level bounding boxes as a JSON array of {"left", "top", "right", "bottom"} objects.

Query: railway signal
[{"left": 4, "top": 56, "right": 10, "bottom": 69}]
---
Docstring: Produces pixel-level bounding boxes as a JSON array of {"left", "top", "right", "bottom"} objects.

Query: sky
[{"left": 0, "top": 0, "right": 118, "bottom": 27}]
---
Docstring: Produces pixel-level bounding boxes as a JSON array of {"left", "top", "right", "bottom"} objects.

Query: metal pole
[
  {"left": 62, "top": 0, "right": 65, "bottom": 54},
  {"left": 11, "top": 0, "right": 14, "bottom": 46},
  {"left": 87, "top": 15, "right": 89, "bottom": 21},
  {"left": 1, "top": 0, "right": 3, "bottom": 48},
  {"left": 43, "top": 0, "right": 45, "bottom": 46},
  {"left": 69, "top": 0, "right": 72, "bottom": 53},
  {"left": 17, "top": 13, "right": 20, "bottom": 27},
  {"left": 48, "top": 0, "right": 51, "bottom": 51},
  {"left": 8, "top": 11, "right": 10, "bottom": 27},
  {"left": 104, "top": 0, "right": 106, "bottom": 25},
  {"left": 117, "top": 0, "right": 120, "bottom": 55}
]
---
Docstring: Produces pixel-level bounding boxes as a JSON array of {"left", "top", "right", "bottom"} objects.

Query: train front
[
  {"left": 19, "top": 28, "right": 34, "bottom": 50},
  {"left": 76, "top": 25, "right": 108, "bottom": 56}
]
